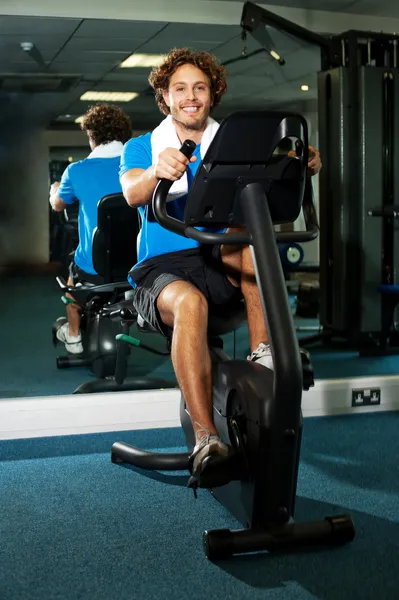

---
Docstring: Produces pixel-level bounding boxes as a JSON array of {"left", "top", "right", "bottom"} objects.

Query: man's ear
[
  {"left": 209, "top": 94, "right": 215, "bottom": 112},
  {"left": 162, "top": 89, "right": 170, "bottom": 108}
]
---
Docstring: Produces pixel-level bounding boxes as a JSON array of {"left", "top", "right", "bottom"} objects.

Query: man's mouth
[{"left": 182, "top": 106, "right": 201, "bottom": 114}]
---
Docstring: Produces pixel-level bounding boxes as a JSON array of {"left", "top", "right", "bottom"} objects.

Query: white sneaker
[
  {"left": 191, "top": 434, "right": 230, "bottom": 474},
  {"left": 56, "top": 322, "right": 83, "bottom": 354},
  {"left": 247, "top": 342, "right": 274, "bottom": 371}
]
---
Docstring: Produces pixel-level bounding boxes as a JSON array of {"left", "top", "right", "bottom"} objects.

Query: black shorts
[
  {"left": 130, "top": 247, "right": 242, "bottom": 337},
  {"left": 68, "top": 262, "right": 105, "bottom": 287}
]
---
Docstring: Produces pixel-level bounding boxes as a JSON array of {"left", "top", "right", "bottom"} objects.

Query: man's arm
[
  {"left": 121, "top": 148, "right": 196, "bottom": 208},
  {"left": 121, "top": 166, "right": 158, "bottom": 208},
  {"left": 49, "top": 182, "right": 69, "bottom": 212},
  {"left": 50, "top": 165, "right": 77, "bottom": 212}
]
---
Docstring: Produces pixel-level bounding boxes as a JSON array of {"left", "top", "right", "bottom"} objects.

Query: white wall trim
[{"left": 1, "top": 375, "right": 398, "bottom": 440}]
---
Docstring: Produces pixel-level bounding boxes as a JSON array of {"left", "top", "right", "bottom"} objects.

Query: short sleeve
[
  {"left": 58, "top": 164, "right": 77, "bottom": 204},
  {"left": 119, "top": 133, "right": 152, "bottom": 178}
]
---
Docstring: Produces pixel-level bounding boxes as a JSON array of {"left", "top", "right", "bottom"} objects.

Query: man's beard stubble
[{"left": 170, "top": 107, "right": 209, "bottom": 132}]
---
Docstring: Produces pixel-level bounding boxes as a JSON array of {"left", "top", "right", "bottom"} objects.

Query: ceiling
[
  {"left": 230, "top": 0, "right": 399, "bottom": 16},
  {"left": 0, "top": 0, "right": 398, "bottom": 131}
]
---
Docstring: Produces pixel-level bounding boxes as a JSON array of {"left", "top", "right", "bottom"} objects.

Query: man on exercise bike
[
  {"left": 120, "top": 48, "right": 322, "bottom": 485},
  {"left": 50, "top": 104, "right": 132, "bottom": 354}
]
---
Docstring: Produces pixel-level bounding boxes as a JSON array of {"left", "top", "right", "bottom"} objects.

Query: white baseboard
[
  {"left": 0, "top": 389, "right": 181, "bottom": 441},
  {"left": 302, "top": 374, "right": 399, "bottom": 416},
  {"left": 1, "top": 375, "right": 399, "bottom": 440}
]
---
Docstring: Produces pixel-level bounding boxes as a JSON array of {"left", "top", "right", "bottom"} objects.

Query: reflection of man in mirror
[{"left": 49, "top": 104, "right": 132, "bottom": 354}]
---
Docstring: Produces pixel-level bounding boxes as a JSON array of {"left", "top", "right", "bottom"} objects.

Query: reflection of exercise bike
[
  {"left": 52, "top": 193, "right": 177, "bottom": 393},
  {"left": 52, "top": 194, "right": 139, "bottom": 380},
  {"left": 110, "top": 111, "right": 355, "bottom": 560}
]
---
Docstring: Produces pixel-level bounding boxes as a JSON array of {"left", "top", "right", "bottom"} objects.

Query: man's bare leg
[
  {"left": 157, "top": 280, "right": 215, "bottom": 441},
  {"left": 65, "top": 277, "right": 82, "bottom": 337},
  {"left": 157, "top": 280, "right": 231, "bottom": 485},
  {"left": 220, "top": 230, "right": 269, "bottom": 352},
  {"left": 55, "top": 276, "right": 83, "bottom": 354}
]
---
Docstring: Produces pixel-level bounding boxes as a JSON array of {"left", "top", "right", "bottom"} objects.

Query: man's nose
[{"left": 186, "top": 87, "right": 197, "bottom": 101}]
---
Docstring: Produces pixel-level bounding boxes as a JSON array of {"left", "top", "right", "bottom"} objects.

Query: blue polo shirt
[
  {"left": 58, "top": 156, "right": 122, "bottom": 274},
  {"left": 119, "top": 133, "right": 204, "bottom": 284}
]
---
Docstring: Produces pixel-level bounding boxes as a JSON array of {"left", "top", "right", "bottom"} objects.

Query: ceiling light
[
  {"left": 20, "top": 41, "right": 34, "bottom": 52},
  {"left": 268, "top": 49, "right": 285, "bottom": 66},
  {"left": 80, "top": 91, "right": 139, "bottom": 102},
  {"left": 120, "top": 53, "right": 164, "bottom": 68},
  {"left": 301, "top": 84, "right": 309, "bottom": 91},
  {"left": 270, "top": 50, "right": 281, "bottom": 61}
]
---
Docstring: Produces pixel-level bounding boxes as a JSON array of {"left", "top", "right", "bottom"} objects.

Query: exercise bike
[
  {"left": 110, "top": 110, "right": 355, "bottom": 560},
  {"left": 52, "top": 194, "right": 175, "bottom": 393},
  {"left": 52, "top": 193, "right": 139, "bottom": 380}
]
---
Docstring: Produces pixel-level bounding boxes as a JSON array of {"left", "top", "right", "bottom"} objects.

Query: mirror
[{"left": 0, "top": 13, "right": 320, "bottom": 400}]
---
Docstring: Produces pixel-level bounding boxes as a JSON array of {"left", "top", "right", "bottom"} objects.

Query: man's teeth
[{"left": 183, "top": 107, "right": 199, "bottom": 112}]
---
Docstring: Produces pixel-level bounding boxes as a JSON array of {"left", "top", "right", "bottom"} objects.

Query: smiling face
[{"left": 162, "top": 63, "right": 213, "bottom": 132}]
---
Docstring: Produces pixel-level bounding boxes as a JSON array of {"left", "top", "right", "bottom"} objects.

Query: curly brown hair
[
  {"left": 81, "top": 104, "right": 132, "bottom": 146},
  {"left": 148, "top": 48, "right": 228, "bottom": 115}
]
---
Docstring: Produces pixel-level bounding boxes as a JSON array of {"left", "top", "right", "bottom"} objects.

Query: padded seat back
[{"left": 92, "top": 193, "right": 140, "bottom": 283}]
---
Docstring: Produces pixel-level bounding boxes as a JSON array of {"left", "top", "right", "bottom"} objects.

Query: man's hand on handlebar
[
  {"left": 307, "top": 145, "right": 322, "bottom": 177},
  {"left": 153, "top": 147, "right": 197, "bottom": 182},
  {"left": 288, "top": 145, "right": 322, "bottom": 177},
  {"left": 50, "top": 181, "right": 60, "bottom": 195}
]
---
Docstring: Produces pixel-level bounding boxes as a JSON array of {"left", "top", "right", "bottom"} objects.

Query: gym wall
[{"left": 0, "top": 125, "right": 50, "bottom": 271}]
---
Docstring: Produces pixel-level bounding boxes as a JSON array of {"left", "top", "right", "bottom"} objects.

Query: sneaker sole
[
  {"left": 193, "top": 440, "right": 229, "bottom": 471},
  {"left": 195, "top": 453, "right": 238, "bottom": 489},
  {"left": 65, "top": 345, "right": 84, "bottom": 355},
  {"left": 56, "top": 330, "right": 84, "bottom": 354}
]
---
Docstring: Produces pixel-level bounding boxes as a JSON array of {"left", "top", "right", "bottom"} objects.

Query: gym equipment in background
[{"left": 240, "top": 1, "right": 399, "bottom": 353}]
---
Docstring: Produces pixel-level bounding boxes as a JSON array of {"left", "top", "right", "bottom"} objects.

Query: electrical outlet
[{"left": 352, "top": 388, "right": 381, "bottom": 407}]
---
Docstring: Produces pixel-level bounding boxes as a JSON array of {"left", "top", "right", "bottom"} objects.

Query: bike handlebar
[{"left": 152, "top": 140, "right": 319, "bottom": 245}]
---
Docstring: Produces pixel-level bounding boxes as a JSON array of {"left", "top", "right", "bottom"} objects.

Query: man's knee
[
  {"left": 175, "top": 288, "right": 208, "bottom": 320},
  {"left": 158, "top": 282, "right": 208, "bottom": 327}
]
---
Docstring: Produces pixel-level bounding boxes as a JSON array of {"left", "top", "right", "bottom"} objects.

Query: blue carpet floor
[
  {"left": 1, "top": 274, "right": 399, "bottom": 399},
  {"left": 0, "top": 413, "right": 398, "bottom": 600}
]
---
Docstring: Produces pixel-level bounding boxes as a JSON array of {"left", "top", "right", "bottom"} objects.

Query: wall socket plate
[{"left": 352, "top": 388, "right": 381, "bottom": 407}]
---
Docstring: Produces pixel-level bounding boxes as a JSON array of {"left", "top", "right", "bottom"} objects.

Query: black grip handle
[
  {"left": 152, "top": 140, "right": 197, "bottom": 235},
  {"left": 179, "top": 139, "right": 196, "bottom": 159}
]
